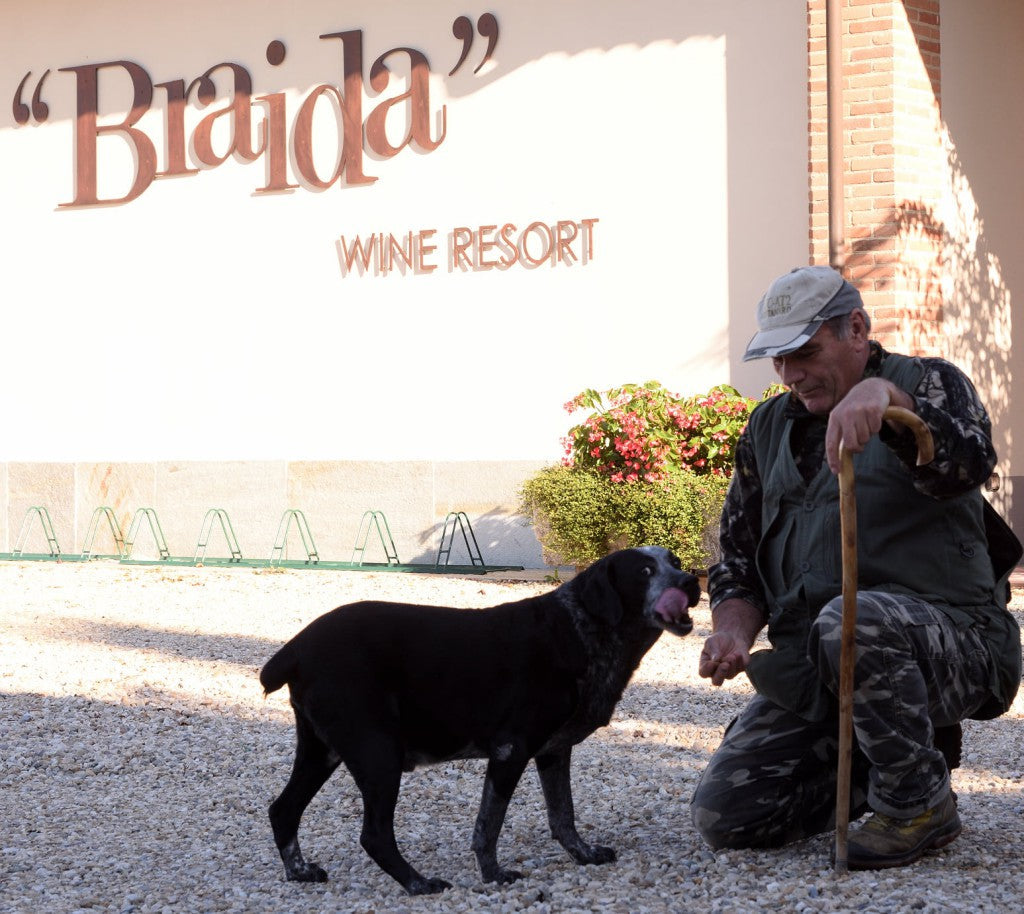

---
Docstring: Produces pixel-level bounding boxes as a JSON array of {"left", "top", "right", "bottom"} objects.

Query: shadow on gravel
[{"left": 23, "top": 616, "right": 284, "bottom": 671}]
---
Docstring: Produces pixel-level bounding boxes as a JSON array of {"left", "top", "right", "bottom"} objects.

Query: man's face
[{"left": 770, "top": 314, "right": 869, "bottom": 416}]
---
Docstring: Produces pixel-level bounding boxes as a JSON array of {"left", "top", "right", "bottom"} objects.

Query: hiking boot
[{"left": 846, "top": 792, "right": 961, "bottom": 870}]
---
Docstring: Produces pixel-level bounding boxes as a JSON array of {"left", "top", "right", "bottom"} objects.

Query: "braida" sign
[{"left": 13, "top": 17, "right": 502, "bottom": 207}]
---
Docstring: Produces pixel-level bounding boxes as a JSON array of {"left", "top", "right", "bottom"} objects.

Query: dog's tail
[{"left": 260, "top": 642, "right": 297, "bottom": 696}]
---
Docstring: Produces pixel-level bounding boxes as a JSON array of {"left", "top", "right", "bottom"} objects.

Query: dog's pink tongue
[{"left": 654, "top": 587, "right": 692, "bottom": 623}]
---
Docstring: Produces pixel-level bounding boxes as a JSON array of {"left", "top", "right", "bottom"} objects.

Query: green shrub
[{"left": 520, "top": 464, "right": 730, "bottom": 570}]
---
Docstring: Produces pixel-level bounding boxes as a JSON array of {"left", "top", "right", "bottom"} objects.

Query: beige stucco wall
[{"left": 0, "top": 1, "right": 808, "bottom": 566}]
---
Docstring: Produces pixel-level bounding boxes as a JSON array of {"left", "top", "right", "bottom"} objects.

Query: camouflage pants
[{"left": 690, "top": 591, "right": 994, "bottom": 850}]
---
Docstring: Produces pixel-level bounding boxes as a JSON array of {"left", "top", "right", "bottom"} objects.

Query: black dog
[{"left": 260, "top": 545, "right": 699, "bottom": 895}]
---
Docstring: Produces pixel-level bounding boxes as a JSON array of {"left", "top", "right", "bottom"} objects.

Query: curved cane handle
[
  {"left": 882, "top": 406, "right": 934, "bottom": 465},
  {"left": 837, "top": 406, "right": 933, "bottom": 477}
]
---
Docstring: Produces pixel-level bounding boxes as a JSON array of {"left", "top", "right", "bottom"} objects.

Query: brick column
[{"left": 807, "top": 0, "right": 945, "bottom": 356}]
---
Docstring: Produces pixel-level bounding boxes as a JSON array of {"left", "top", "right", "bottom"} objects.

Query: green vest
[{"left": 744, "top": 352, "right": 1020, "bottom": 721}]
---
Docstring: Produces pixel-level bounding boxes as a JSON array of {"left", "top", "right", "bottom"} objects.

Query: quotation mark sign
[
  {"left": 12, "top": 69, "right": 50, "bottom": 124},
  {"left": 449, "top": 13, "right": 499, "bottom": 76}
]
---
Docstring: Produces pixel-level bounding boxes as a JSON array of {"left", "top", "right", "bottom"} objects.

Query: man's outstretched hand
[{"left": 698, "top": 598, "right": 763, "bottom": 686}]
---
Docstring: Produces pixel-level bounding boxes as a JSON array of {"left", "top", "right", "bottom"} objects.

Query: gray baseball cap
[{"left": 742, "top": 265, "right": 864, "bottom": 361}]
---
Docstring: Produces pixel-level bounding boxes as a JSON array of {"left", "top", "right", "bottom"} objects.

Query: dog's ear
[{"left": 579, "top": 554, "right": 623, "bottom": 625}]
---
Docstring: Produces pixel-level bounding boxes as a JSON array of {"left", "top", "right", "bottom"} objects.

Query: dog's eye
[
  {"left": 641, "top": 565, "right": 653, "bottom": 577},
  {"left": 670, "top": 555, "right": 681, "bottom": 570}
]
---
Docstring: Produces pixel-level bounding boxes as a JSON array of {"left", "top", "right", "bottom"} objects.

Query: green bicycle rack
[
  {"left": 194, "top": 508, "right": 243, "bottom": 564},
  {"left": 270, "top": 509, "right": 320, "bottom": 566},
  {"left": 0, "top": 504, "right": 524, "bottom": 575},
  {"left": 123, "top": 508, "right": 172, "bottom": 561},
  {"left": 350, "top": 510, "right": 400, "bottom": 566},
  {"left": 81, "top": 506, "right": 127, "bottom": 560},
  {"left": 11, "top": 506, "right": 62, "bottom": 560},
  {"left": 435, "top": 511, "right": 485, "bottom": 569}
]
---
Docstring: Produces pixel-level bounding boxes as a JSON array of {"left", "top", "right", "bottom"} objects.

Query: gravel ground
[{"left": 1, "top": 560, "right": 1022, "bottom": 914}]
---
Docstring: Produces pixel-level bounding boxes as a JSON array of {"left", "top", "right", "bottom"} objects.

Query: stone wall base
[{"left": 0, "top": 460, "right": 551, "bottom": 569}]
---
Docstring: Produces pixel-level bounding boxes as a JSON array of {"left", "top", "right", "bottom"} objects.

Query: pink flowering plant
[
  {"left": 521, "top": 380, "right": 784, "bottom": 568},
  {"left": 561, "top": 381, "right": 764, "bottom": 481}
]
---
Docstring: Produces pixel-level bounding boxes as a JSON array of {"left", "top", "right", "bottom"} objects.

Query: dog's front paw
[
  {"left": 586, "top": 844, "right": 616, "bottom": 865},
  {"left": 491, "top": 863, "right": 524, "bottom": 884},
  {"left": 572, "top": 843, "right": 617, "bottom": 865},
  {"left": 406, "top": 876, "right": 451, "bottom": 895},
  {"left": 285, "top": 861, "right": 328, "bottom": 883},
  {"left": 479, "top": 863, "right": 524, "bottom": 884}
]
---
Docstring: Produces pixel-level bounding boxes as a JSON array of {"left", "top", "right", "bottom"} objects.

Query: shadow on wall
[
  {"left": 280, "top": 2, "right": 765, "bottom": 100},
  {"left": 941, "top": 134, "right": 1014, "bottom": 509},
  {"left": 844, "top": 142, "right": 1013, "bottom": 520},
  {"left": 408, "top": 508, "right": 546, "bottom": 569}
]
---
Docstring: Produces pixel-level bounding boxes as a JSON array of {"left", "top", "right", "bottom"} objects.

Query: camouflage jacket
[{"left": 708, "top": 342, "right": 998, "bottom": 618}]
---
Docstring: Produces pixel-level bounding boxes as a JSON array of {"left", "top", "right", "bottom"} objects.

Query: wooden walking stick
[{"left": 834, "top": 405, "right": 934, "bottom": 873}]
